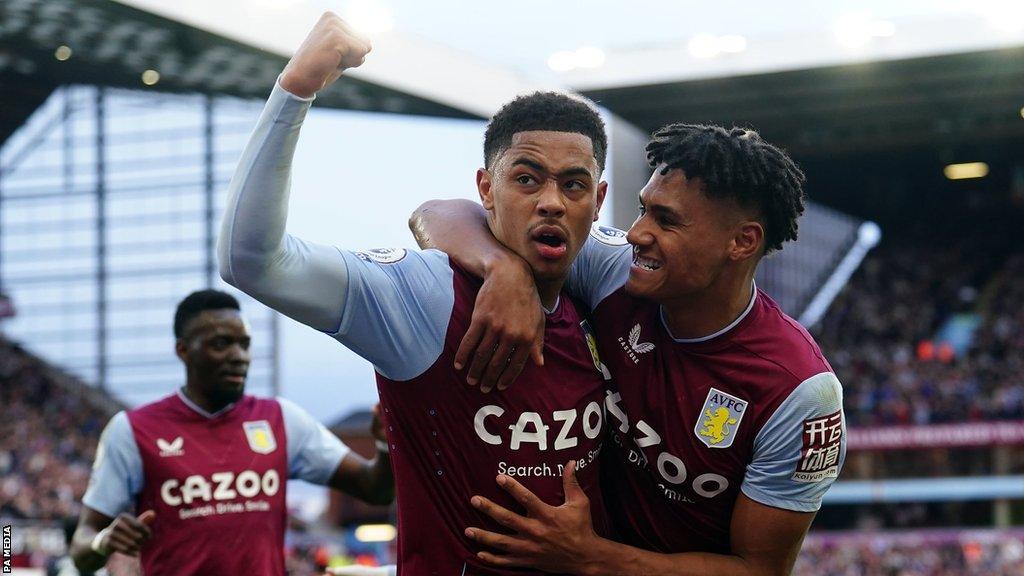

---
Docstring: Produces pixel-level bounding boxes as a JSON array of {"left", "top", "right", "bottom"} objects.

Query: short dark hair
[
  {"left": 646, "top": 124, "right": 806, "bottom": 254},
  {"left": 174, "top": 289, "right": 241, "bottom": 338},
  {"left": 484, "top": 92, "right": 607, "bottom": 172}
]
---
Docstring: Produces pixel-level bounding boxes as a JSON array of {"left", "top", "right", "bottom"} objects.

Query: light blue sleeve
[
  {"left": 741, "top": 372, "right": 846, "bottom": 513},
  {"left": 331, "top": 248, "right": 455, "bottom": 381},
  {"left": 81, "top": 412, "right": 144, "bottom": 518},
  {"left": 566, "top": 224, "right": 633, "bottom": 310},
  {"left": 278, "top": 397, "right": 352, "bottom": 485}
]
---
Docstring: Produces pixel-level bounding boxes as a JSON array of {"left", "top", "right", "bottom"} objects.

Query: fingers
[
  {"left": 530, "top": 333, "right": 545, "bottom": 367},
  {"left": 470, "top": 495, "right": 531, "bottom": 532},
  {"left": 495, "top": 345, "right": 530, "bottom": 391},
  {"left": 454, "top": 320, "right": 484, "bottom": 373},
  {"left": 115, "top": 513, "right": 153, "bottom": 541},
  {"left": 465, "top": 331, "right": 499, "bottom": 389},
  {"left": 495, "top": 475, "right": 549, "bottom": 515},
  {"left": 137, "top": 510, "right": 156, "bottom": 526},
  {"left": 464, "top": 527, "right": 532, "bottom": 556},
  {"left": 561, "top": 460, "right": 586, "bottom": 504},
  {"left": 479, "top": 340, "right": 514, "bottom": 393},
  {"left": 476, "top": 550, "right": 528, "bottom": 568}
]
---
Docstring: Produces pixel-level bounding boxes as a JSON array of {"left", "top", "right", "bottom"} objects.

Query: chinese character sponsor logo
[
  {"left": 243, "top": 421, "right": 277, "bottom": 454},
  {"left": 354, "top": 247, "right": 407, "bottom": 264},
  {"left": 618, "top": 323, "right": 655, "bottom": 363},
  {"left": 157, "top": 436, "right": 184, "bottom": 457},
  {"left": 695, "top": 388, "right": 748, "bottom": 449},
  {"left": 793, "top": 410, "right": 844, "bottom": 482}
]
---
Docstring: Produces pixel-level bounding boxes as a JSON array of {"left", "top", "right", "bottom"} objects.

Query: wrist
[
  {"left": 90, "top": 527, "right": 112, "bottom": 557},
  {"left": 278, "top": 69, "right": 320, "bottom": 99},
  {"left": 577, "top": 536, "right": 613, "bottom": 576},
  {"left": 482, "top": 250, "right": 530, "bottom": 281}
]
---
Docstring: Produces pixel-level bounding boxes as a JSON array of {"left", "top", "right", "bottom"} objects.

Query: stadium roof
[
  {"left": 0, "top": 0, "right": 484, "bottom": 148},
  {"left": 581, "top": 44, "right": 1024, "bottom": 159}
]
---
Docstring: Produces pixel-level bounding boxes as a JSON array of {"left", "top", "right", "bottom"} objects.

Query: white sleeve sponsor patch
[
  {"left": 590, "top": 225, "right": 628, "bottom": 246},
  {"left": 354, "top": 247, "right": 407, "bottom": 264},
  {"left": 792, "top": 410, "right": 844, "bottom": 483}
]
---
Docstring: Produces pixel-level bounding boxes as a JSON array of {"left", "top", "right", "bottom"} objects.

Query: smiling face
[
  {"left": 625, "top": 167, "right": 762, "bottom": 306},
  {"left": 479, "top": 130, "right": 607, "bottom": 283},
  {"left": 176, "top": 309, "right": 251, "bottom": 409}
]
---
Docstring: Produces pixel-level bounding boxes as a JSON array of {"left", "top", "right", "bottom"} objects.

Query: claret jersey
[
  {"left": 569, "top": 225, "right": 847, "bottom": 554},
  {"left": 219, "top": 83, "right": 610, "bottom": 576},
  {"left": 82, "top": 392, "right": 351, "bottom": 575},
  {"left": 331, "top": 251, "right": 610, "bottom": 576}
]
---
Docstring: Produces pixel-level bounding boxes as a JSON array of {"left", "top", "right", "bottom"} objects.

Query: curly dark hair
[
  {"left": 173, "top": 289, "right": 241, "bottom": 338},
  {"left": 645, "top": 124, "right": 806, "bottom": 254},
  {"left": 484, "top": 91, "right": 607, "bottom": 172}
]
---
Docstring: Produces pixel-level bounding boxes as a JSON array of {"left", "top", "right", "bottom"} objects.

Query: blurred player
[
  {"left": 218, "top": 12, "right": 612, "bottom": 575},
  {"left": 69, "top": 289, "right": 393, "bottom": 575},
  {"left": 412, "top": 125, "right": 846, "bottom": 575}
]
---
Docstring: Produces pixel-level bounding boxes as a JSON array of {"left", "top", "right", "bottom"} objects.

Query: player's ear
[
  {"left": 593, "top": 181, "right": 608, "bottom": 222},
  {"left": 174, "top": 338, "right": 189, "bottom": 362},
  {"left": 731, "top": 221, "right": 763, "bottom": 261},
  {"left": 477, "top": 168, "right": 495, "bottom": 210}
]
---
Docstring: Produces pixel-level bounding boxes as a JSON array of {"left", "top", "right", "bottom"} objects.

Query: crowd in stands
[
  {"left": 814, "top": 239, "right": 1024, "bottom": 427},
  {"left": 794, "top": 530, "right": 1024, "bottom": 575},
  {"left": 0, "top": 338, "right": 114, "bottom": 521}
]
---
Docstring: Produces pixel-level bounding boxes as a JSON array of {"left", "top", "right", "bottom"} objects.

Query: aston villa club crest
[
  {"left": 695, "top": 388, "right": 748, "bottom": 449},
  {"left": 243, "top": 420, "right": 277, "bottom": 454}
]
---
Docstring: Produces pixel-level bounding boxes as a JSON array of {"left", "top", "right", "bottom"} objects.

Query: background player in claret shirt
[
  {"left": 412, "top": 125, "right": 847, "bottom": 575},
  {"left": 69, "top": 290, "right": 393, "bottom": 575},
  {"left": 218, "top": 12, "right": 614, "bottom": 576}
]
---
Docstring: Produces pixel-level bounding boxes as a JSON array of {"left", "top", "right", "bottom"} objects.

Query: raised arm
[
  {"left": 410, "top": 199, "right": 544, "bottom": 391},
  {"left": 218, "top": 13, "right": 371, "bottom": 332}
]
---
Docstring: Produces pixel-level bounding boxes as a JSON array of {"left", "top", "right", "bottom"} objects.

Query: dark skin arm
[
  {"left": 326, "top": 404, "right": 394, "bottom": 506},
  {"left": 409, "top": 199, "right": 544, "bottom": 391},
  {"left": 466, "top": 462, "right": 812, "bottom": 576},
  {"left": 70, "top": 507, "right": 154, "bottom": 572}
]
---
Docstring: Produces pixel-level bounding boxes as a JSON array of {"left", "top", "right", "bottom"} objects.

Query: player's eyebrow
[
  {"left": 511, "top": 158, "right": 594, "bottom": 179},
  {"left": 639, "top": 193, "right": 682, "bottom": 220}
]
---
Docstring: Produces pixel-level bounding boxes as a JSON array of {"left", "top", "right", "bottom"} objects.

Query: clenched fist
[{"left": 280, "top": 12, "right": 372, "bottom": 98}]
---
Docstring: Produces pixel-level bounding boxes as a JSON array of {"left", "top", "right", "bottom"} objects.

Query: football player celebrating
[
  {"left": 411, "top": 125, "right": 846, "bottom": 576},
  {"left": 70, "top": 290, "right": 393, "bottom": 575},
  {"left": 219, "top": 12, "right": 616, "bottom": 575}
]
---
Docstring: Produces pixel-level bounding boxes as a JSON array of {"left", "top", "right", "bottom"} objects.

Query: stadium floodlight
[
  {"left": 574, "top": 46, "right": 606, "bottom": 69},
  {"left": 718, "top": 35, "right": 748, "bottom": 54},
  {"left": 54, "top": 45, "right": 72, "bottom": 61},
  {"left": 944, "top": 162, "right": 989, "bottom": 180},
  {"left": 354, "top": 523, "right": 397, "bottom": 543},
  {"left": 346, "top": 0, "right": 395, "bottom": 35},
  {"left": 688, "top": 34, "right": 722, "bottom": 59},
  {"left": 548, "top": 50, "right": 577, "bottom": 72}
]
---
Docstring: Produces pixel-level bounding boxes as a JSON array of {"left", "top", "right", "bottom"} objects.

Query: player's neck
[
  {"left": 662, "top": 273, "right": 755, "bottom": 340},
  {"left": 535, "top": 278, "right": 563, "bottom": 312},
  {"left": 181, "top": 384, "right": 232, "bottom": 414}
]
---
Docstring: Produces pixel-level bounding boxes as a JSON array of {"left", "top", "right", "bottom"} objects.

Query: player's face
[
  {"left": 178, "top": 309, "right": 251, "bottom": 406},
  {"left": 625, "top": 168, "right": 740, "bottom": 303},
  {"left": 479, "top": 131, "right": 607, "bottom": 281}
]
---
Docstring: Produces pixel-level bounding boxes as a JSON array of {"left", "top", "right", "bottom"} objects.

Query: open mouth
[
  {"left": 531, "top": 226, "right": 568, "bottom": 259},
  {"left": 632, "top": 249, "right": 662, "bottom": 271}
]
